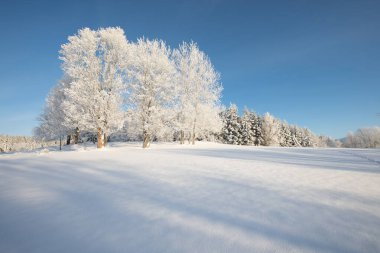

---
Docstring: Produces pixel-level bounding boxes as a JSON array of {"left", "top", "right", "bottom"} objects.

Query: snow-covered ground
[{"left": 1, "top": 142, "right": 380, "bottom": 253}]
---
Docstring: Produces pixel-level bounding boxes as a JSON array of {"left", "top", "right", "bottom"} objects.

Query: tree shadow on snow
[
  {"left": 1, "top": 155, "right": 380, "bottom": 252},
  {"left": 167, "top": 147, "right": 380, "bottom": 174}
]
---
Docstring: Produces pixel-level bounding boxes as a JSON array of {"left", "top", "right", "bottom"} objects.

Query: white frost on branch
[
  {"left": 173, "top": 42, "right": 222, "bottom": 144},
  {"left": 59, "top": 27, "right": 128, "bottom": 148}
]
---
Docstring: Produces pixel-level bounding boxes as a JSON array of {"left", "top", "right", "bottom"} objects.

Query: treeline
[
  {"left": 0, "top": 135, "right": 59, "bottom": 153},
  {"left": 218, "top": 104, "right": 340, "bottom": 147},
  {"left": 342, "top": 127, "right": 380, "bottom": 148}
]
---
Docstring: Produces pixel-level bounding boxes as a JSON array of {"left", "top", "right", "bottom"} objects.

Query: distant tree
[
  {"left": 318, "top": 135, "right": 341, "bottom": 147},
  {"left": 250, "top": 112, "right": 263, "bottom": 146},
  {"left": 300, "top": 128, "right": 316, "bottom": 147},
  {"left": 191, "top": 103, "right": 222, "bottom": 143},
  {"left": 343, "top": 127, "right": 380, "bottom": 148},
  {"left": 1, "top": 135, "right": 58, "bottom": 152},
  {"left": 279, "top": 121, "right": 292, "bottom": 147},
  {"left": 221, "top": 104, "right": 241, "bottom": 145},
  {"left": 34, "top": 80, "right": 68, "bottom": 150},
  {"left": 261, "top": 112, "right": 280, "bottom": 146},
  {"left": 240, "top": 108, "right": 255, "bottom": 145}
]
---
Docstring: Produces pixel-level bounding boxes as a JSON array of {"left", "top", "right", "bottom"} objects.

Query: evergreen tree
[
  {"left": 240, "top": 108, "right": 255, "bottom": 145},
  {"left": 221, "top": 104, "right": 241, "bottom": 145},
  {"left": 251, "top": 113, "right": 263, "bottom": 146},
  {"left": 279, "top": 121, "right": 292, "bottom": 147}
]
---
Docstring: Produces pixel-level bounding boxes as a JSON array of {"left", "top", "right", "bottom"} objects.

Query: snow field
[{"left": 1, "top": 142, "right": 380, "bottom": 253}]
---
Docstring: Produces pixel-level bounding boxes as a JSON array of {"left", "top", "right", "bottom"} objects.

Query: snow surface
[{"left": 1, "top": 142, "right": 380, "bottom": 253}]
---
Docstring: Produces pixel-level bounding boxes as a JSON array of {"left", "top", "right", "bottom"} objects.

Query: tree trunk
[
  {"left": 191, "top": 118, "right": 196, "bottom": 145},
  {"left": 97, "top": 128, "right": 104, "bottom": 149},
  {"left": 104, "top": 132, "right": 107, "bottom": 147},
  {"left": 292, "top": 135, "right": 301, "bottom": 147},
  {"left": 143, "top": 131, "right": 150, "bottom": 148},
  {"left": 74, "top": 127, "right": 80, "bottom": 144},
  {"left": 59, "top": 136, "right": 62, "bottom": 151},
  {"left": 180, "top": 130, "right": 184, "bottom": 144},
  {"left": 66, "top": 135, "right": 71, "bottom": 145}
]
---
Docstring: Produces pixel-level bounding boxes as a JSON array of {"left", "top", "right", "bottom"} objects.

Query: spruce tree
[
  {"left": 221, "top": 104, "right": 241, "bottom": 144},
  {"left": 251, "top": 113, "right": 263, "bottom": 146},
  {"left": 240, "top": 108, "right": 255, "bottom": 145}
]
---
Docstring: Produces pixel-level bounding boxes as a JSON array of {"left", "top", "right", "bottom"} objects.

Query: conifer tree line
[
  {"left": 34, "top": 27, "right": 222, "bottom": 149},
  {"left": 219, "top": 104, "right": 340, "bottom": 147}
]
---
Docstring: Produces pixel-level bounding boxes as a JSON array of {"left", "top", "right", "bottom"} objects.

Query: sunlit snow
[{"left": 1, "top": 142, "right": 380, "bottom": 253}]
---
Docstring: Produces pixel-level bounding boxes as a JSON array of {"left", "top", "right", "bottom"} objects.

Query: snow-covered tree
[
  {"left": 278, "top": 121, "right": 292, "bottom": 147},
  {"left": 356, "top": 127, "right": 380, "bottom": 148},
  {"left": 60, "top": 27, "right": 128, "bottom": 148},
  {"left": 261, "top": 112, "right": 280, "bottom": 146},
  {"left": 343, "top": 127, "right": 380, "bottom": 148},
  {"left": 288, "top": 125, "right": 302, "bottom": 147},
  {"left": 221, "top": 104, "right": 241, "bottom": 145},
  {"left": 125, "top": 38, "right": 175, "bottom": 148},
  {"left": 1, "top": 135, "right": 58, "bottom": 153},
  {"left": 248, "top": 111, "right": 262, "bottom": 146},
  {"left": 192, "top": 103, "right": 222, "bottom": 142},
  {"left": 318, "top": 135, "right": 341, "bottom": 147},
  {"left": 299, "top": 128, "right": 318, "bottom": 147},
  {"left": 34, "top": 80, "right": 69, "bottom": 150},
  {"left": 172, "top": 42, "right": 222, "bottom": 145},
  {"left": 240, "top": 108, "right": 255, "bottom": 145}
]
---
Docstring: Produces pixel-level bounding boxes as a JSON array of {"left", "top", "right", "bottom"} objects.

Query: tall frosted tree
[
  {"left": 126, "top": 38, "right": 175, "bottom": 148},
  {"left": 34, "top": 80, "right": 68, "bottom": 150},
  {"left": 261, "top": 112, "right": 280, "bottom": 146},
  {"left": 60, "top": 27, "right": 128, "bottom": 148},
  {"left": 173, "top": 42, "right": 222, "bottom": 145}
]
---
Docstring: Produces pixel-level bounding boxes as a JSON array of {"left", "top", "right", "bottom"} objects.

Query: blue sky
[{"left": 0, "top": 0, "right": 379, "bottom": 138}]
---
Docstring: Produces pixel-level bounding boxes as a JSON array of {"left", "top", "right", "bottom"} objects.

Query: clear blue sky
[{"left": 0, "top": 0, "right": 379, "bottom": 138}]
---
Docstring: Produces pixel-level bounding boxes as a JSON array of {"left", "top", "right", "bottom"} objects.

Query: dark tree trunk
[
  {"left": 180, "top": 130, "right": 185, "bottom": 144},
  {"left": 59, "top": 136, "right": 62, "bottom": 151},
  {"left": 104, "top": 133, "right": 107, "bottom": 147},
  {"left": 66, "top": 135, "right": 71, "bottom": 145},
  {"left": 74, "top": 127, "right": 80, "bottom": 144}
]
